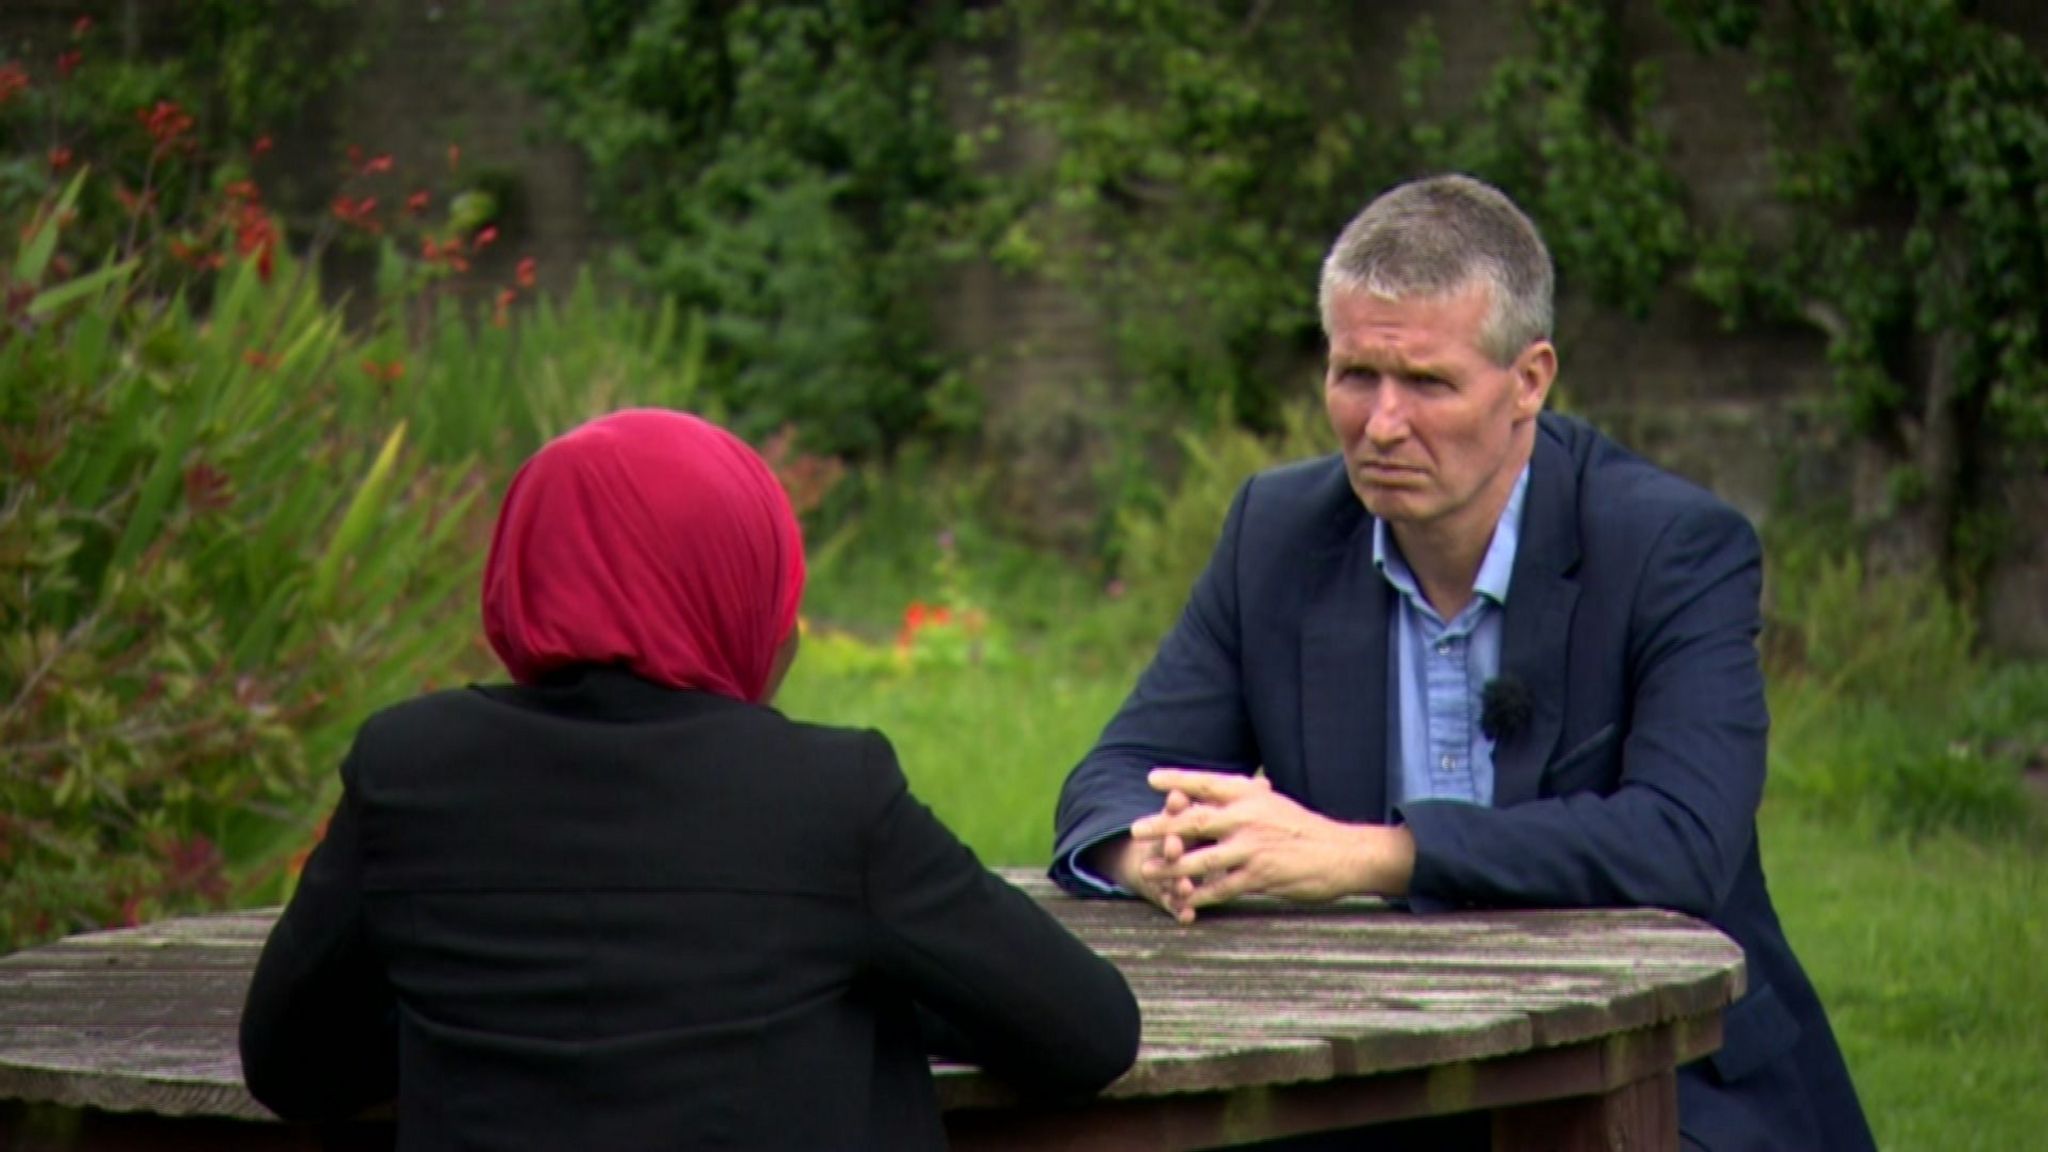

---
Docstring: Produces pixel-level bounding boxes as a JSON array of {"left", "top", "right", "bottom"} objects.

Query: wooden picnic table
[{"left": 0, "top": 868, "right": 1743, "bottom": 1151}]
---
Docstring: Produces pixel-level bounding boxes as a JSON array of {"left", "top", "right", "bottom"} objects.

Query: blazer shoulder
[{"left": 1237, "top": 453, "right": 1360, "bottom": 549}]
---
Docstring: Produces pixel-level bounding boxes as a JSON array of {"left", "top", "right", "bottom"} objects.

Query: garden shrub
[{"left": 1, "top": 189, "right": 490, "bottom": 949}]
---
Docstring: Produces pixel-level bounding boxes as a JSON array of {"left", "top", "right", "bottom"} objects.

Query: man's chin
[{"left": 1354, "top": 486, "right": 1432, "bottom": 524}]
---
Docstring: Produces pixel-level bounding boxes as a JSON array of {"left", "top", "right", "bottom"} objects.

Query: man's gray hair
[{"left": 1318, "top": 174, "right": 1554, "bottom": 365}]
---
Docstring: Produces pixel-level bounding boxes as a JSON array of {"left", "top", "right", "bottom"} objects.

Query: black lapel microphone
[{"left": 1479, "top": 675, "right": 1533, "bottom": 743}]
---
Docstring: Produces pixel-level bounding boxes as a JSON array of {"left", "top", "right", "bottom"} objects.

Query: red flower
[
  {"left": 360, "top": 359, "right": 405, "bottom": 384},
  {"left": 362, "top": 153, "right": 394, "bottom": 176},
  {"left": 183, "top": 462, "right": 234, "bottom": 513},
  {"left": 330, "top": 195, "right": 382, "bottom": 234},
  {"left": 223, "top": 179, "right": 261, "bottom": 203},
  {"left": 515, "top": 256, "right": 537, "bottom": 289},
  {"left": 233, "top": 204, "right": 276, "bottom": 281},
  {"left": 0, "top": 62, "right": 28, "bottom": 106},
  {"left": 251, "top": 134, "right": 273, "bottom": 157},
  {"left": 114, "top": 184, "right": 158, "bottom": 216},
  {"left": 138, "top": 101, "right": 195, "bottom": 148},
  {"left": 406, "top": 189, "right": 431, "bottom": 215},
  {"left": 72, "top": 16, "right": 93, "bottom": 38},
  {"left": 47, "top": 146, "right": 72, "bottom": 172},
  {"left": 493, "top": 287, "right": 516, "bottom": 328},
  {"left": 472, "top": 225, "right": 499, "bottom": 252},
  {"left": 56, "top": 50, "right": 81, "bottom": 78}
]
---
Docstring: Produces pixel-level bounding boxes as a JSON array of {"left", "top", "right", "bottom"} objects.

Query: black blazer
[
  {"left": 242, "top": 668, "right": 1139, "bottom": 1151},
  {"left": 1054, "top": 414, "right": 1874, "bottom": 1151}
]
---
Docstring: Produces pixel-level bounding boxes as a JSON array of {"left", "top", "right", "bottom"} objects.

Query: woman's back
[{"left": 248, "top": 668, "right": 1138, "bottom": 1151}]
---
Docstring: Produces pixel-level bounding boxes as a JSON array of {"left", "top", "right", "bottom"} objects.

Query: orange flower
[
  {"left": 493, "top": 287, "right": 516, "bottom": 328},
  {"left": 515, "top": 256, "right": 537, "bottom": 289},
  {"left": 447, "top": 143, "right": 462, "bottom": 172}
]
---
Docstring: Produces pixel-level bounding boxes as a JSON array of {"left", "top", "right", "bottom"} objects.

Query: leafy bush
[
  {"left": 1111, "top": 402, "right": 1331, "bottom": 643},
  {"left": 359, "top": 262, "right": 709, "bottom": 469},
  {"left": 1761, "top": 531, "right": 2038, "bottom": 840},
  {"left": 516, "top": 0, "right": 975, "bottom": 456},
  {"left": 1, "top": 185, "right": 489, "bottom": 949}
]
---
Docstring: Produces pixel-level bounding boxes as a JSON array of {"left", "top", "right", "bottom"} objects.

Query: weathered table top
[{"left": 0, "top": 869, "right": 1745, "bottom": 1149}]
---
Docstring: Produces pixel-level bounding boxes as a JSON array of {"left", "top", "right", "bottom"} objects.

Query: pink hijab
[{"left": 481, "top": 409, "right": 805, "bottom": 704}]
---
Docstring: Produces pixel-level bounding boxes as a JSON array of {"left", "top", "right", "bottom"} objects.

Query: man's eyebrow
[{"left": 1328, "top": 350, "right": 1452, "bottom": 378}]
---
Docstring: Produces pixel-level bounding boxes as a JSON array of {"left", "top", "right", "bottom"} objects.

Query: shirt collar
[{"left": 1373, "top": 462, "right": 1531, "bottom": 609}]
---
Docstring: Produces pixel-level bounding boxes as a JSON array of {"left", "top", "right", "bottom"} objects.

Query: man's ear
[{"left": 1512, "top": 340, "right": 1558, "bottom": 418}]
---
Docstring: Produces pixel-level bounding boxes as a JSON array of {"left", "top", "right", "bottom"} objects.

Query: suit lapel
[
  {"left": 1299, "top": 509, "right": 1390, "bottom": 823},
  {"left": 1493, "top": 427, "right": 1581, "bottom": 808}
]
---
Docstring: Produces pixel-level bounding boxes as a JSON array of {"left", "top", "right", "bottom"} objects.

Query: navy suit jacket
[{"left": 1052, "top": 413, "right": 1875, "bottom": 1151}]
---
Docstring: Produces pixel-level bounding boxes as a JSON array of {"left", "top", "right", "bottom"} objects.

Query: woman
[{"left": 240, "top": 409, "right": 1140, "bottom": 1150}]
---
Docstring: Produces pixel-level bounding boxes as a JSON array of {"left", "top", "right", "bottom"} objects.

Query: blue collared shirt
[{"left": 1374, "top": 465, "right": 1529, "bottom": 813}]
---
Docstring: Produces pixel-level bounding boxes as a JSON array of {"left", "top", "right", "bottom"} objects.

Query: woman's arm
[
  {"left": 859, "top": 734, "right": 1140, "bottom": 1096},
  {"left": 239, "top": 750, "right": 398, "bottom": 1120}
]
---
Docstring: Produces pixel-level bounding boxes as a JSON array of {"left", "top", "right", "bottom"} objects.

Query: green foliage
[
  {"left": 1450, "top": 4, "right": 1692, "bottom": 315},
  {"left": 361, "top": 263, "right": 709, "bottom": 468},
  {"left": 1669, "top": 0, "right": 2048, "bottom": 570},
  {"left": 997, "top": 1, "right": 1390, "bottom": 427},
  {"left": 1112, "top": 401, "right": 1330, "bottom": 643},
  {"left": 517, "top": 0, "right": 975, "bottom": 455},
  {"left": 1761, "top": 526, "right": 2037, "bottom": 841},
  {"left": 0, "top": 4, "right": 361, "bottom": 258},
  {"left": 1, "top": 207, "right": 487, "bottom": 948}
]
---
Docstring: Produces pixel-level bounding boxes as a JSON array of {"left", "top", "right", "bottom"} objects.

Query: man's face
[{"left": 1322, "top": 283, "right": 1553, "bottom": 548}]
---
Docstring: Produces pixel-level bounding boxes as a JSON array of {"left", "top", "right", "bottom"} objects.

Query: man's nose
[{"left": 1364, "top": 387, "right": 1407, "bottom": 447}]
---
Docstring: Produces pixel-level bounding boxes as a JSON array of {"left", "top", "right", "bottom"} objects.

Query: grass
[
  {"left": 775, "top": 650, "right": 1131, "bottom": 865},
  {"left": 775, "top": 632, "right": 2048, "bottom": 1152},
  {"left": 1760, "top": 801, "right": 2048, "bottom": 1151}
]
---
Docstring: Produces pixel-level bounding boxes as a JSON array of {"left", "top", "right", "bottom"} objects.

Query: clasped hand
[{"left": 1110, "top": 769, "right": 1414, "bottom": 924}]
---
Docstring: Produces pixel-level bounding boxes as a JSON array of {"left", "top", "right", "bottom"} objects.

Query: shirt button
[{"left": 1439, "top": 754, "right": 1455, "bottom": 772}]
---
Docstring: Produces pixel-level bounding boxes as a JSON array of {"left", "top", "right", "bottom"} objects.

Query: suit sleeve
[
  {"left": 1049, "top": 479, "right": 1261, "bottom": 892},
  {"left": 860, "top": 733, "right": 1140, "bottom": 1096},
  {"left": 239, "top": 745, "right": 398, "bottom": 1121},
  {"left": 1402, "top": 502, "right": 1768, "bottom": 918}
]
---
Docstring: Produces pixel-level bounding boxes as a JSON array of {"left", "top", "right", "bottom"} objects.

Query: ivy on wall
[
  {"left": 516, "top": 0, "right": 978, "bottom": 456},
  {"left": 1668, "top": 0, "right": 2048, "bottom": 583}
]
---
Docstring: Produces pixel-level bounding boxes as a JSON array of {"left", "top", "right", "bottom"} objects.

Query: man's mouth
[{"left": 1356, "top": 460, "right": 1424, "bottom": 481}]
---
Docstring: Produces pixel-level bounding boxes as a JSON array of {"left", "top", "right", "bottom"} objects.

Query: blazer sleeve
[
  {"left": 859, "top": 733, "right": 1140, "bottom": 1096},
  {"left": 1050, "top": 478, "right": 1261, "bottom": 891},
  {"left": 239, "top": 745, "right": 398, "bottom": 1121},
  {"left": 1402, "top": 501, "right": 1768, "bottom": 918}
]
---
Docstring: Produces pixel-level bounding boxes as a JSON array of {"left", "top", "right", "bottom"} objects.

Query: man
[{"left": 1051, "top": 175, "right": 1875, "bottom": 1150}]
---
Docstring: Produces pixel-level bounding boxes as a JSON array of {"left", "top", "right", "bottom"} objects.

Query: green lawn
[{"left": 779, "top": 650, "right": 2048, "bottom": 1152}]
